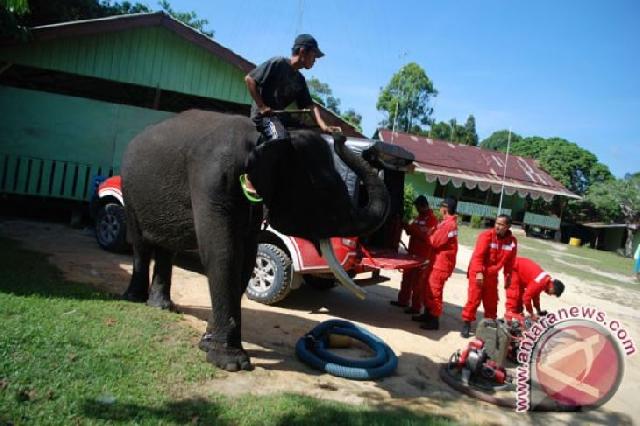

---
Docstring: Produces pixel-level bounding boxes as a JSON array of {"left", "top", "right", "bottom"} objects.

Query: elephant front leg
[
  {"left": 122, "top": 239, "right": 152, "bottom": 303},
  {"left": 147, "top": 246, "right": 176, "bottom": 310},
  {"left": 195, "top": 213, "right": 252, "bottom": 371}
]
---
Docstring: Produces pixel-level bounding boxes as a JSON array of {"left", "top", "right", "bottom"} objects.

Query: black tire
[
  {"left": 246, "top": 243, "right": 292, "bottom": 305},
  {"left": 95, "top": 203, "right": 128, "bottom": 253},
  {"left": 304, "top": 275, "right": 337, "bottom": 290}
]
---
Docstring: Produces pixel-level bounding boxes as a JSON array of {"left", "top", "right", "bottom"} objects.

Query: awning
[{"left": 414, "top": 164, "right": 581, "bottom": 202}]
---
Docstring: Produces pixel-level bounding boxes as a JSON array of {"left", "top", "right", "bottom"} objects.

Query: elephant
[{"left": 120, "top": 109, "right": 390, "bottom": 371}]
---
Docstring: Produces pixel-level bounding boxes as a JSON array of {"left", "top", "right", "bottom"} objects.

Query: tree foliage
[
  {"left": 157, "top": 0, "right": 213, "bottom": 37},
  {"left": 377, "top": 62, "right": 437, "bottom": 133},
  {"left": 427, "top": 114, "right": 478, "bottom": 146},
  {"left": 340, "top": 108, "right": 362, "bottom": 133},
  {"left": 308, "top": 77, "right": 363, "bottom": 132},
  {"left": 1, "top": 0, "right": 214, "bottom": 38},
  {"left": 307, "top": 77, "right": 341, "bottom": 114},
  {"left": 479, "top": 129, "right": 523, "bottom": 151},
  {"left": 585, "top": 174, "right": 640, "bottom": 256}
]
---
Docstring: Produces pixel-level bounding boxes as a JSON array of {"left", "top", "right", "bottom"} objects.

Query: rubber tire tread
[
  {"left": 246, "top": 243, "right": 292, "bottom": 305},
  {"left": 95, "top": 203, "right": 128, "bottom": 253}
]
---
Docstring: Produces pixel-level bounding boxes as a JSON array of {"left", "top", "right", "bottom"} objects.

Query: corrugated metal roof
[
  {"left": 378, "top": 129, "right": 580, "bottom": 201},
  {"left": 13, "top": 12, "right": 256, "bottom": 73}
]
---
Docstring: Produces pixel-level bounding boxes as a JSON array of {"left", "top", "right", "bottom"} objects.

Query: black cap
[
  {"left": 440, "top": 197, "right": 457, "bottom": 214},
  {"left": 414, "top": 195, "right": 429, "bottom": 207},
  {"left": 293, "top": 34, "right": 324, "bottom": 57},
  {"left": 553, "top": 279, "right": 565, "bottom": 297}
]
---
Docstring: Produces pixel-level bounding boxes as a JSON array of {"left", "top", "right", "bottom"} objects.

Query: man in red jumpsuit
[
  {"left": 461, "top": 214, "right": 517, "bottom": 338},
  {"left": 505, "top": 257, "right": 564, "bottom": 323},
  {"left": 412, "top": 197, "right": 458, "bottom": 330},
  {"left": 390, "top": 195, "right": 437, "bottom": 313}
]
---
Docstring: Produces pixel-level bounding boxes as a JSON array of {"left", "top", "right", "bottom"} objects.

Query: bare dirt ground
[{"left": 2, "top": 219, "right": 639, "bottom": 425}]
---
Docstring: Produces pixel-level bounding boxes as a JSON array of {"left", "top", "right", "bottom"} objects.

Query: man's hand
[
  {"left": 258, "top": 105, "right": 273, "bottom": 117},
  {"left": 322, "top": 124, "right": 342, "bottom": 133},
  {"left": 475, "top": 272, "right": 484, "bottom": 287}
]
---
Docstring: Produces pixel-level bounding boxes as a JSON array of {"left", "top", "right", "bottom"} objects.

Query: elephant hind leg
[
  {"left": 122, "top": 210, "right": 152, "bottom": 302},
  {"left": 147, "top": 246, "right": 176, "bottom": 310}
]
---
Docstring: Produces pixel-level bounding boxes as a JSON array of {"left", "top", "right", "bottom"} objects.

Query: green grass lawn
[
  {"left": 0, "top": 238, "right": 455, "bottom": 426},
  {"left": 458, "top": 225, "right": 637, "bottom": 288}
]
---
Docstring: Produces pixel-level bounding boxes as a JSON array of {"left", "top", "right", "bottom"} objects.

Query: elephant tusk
[{"left": 319, "top": 239, "right": 366, "bottom": 300}]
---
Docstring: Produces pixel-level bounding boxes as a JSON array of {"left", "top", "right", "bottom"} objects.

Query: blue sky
[{"left": 169, "top": 0, "right": 639, "bottom": 177}]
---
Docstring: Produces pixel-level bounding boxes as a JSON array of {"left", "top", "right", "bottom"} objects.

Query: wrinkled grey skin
[{"left": 120, "top": 110, "right": 389, "bottom": 371}]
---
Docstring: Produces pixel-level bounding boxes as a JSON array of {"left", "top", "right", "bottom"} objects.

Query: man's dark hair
[
  {"left": 497, "top": 214, "right": 512, "bottom": 226},
  {"left": 414, "top": 195, "right": 429, "bottom": 208},
  {"left": 553, "top": 279, "right": 565, "bottom": 297},
  {"left": 441, "top": 197, "right": 457, "bottom": 215}
]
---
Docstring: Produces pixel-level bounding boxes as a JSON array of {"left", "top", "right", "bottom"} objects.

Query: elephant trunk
[{"left": 332, "top": 132, "right": 390, "bottom": 236}]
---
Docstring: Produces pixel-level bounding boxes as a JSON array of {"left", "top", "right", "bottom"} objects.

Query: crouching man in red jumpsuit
[
  {"left": 412, "top": 197, "right": 458, "bottom": 330},
  {"left": 461, "top": 214, "right": 517, "bottom": 338},
  {"left": 505, "top": 257, "right": 565, "bottom": 323},
  {"left": 390, "top": 195, "right": 437, "bottom": 313}
]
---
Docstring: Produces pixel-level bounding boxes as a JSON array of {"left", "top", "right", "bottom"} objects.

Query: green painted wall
[
  {"left": 405, "top": 172, "right": 436, "bottom": 196},
  {"left": 0, "top": 86, "right": 173, "bottom": 200},
  {"left": 0, "top": 26, "right": 251, "bottom": 105}
]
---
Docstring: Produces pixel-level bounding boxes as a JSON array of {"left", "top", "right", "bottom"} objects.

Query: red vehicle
[{"left": 91, "top": 137, "right": 425, "bottom": 304}]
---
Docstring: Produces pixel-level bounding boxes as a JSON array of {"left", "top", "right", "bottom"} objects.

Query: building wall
[
  {"left": 405, "top": 172, "right": 436, "bottom": 196},
  {"left": 0, "top": 26, "right": 251, "bottom": 105},
  {"left": 0, "top": 86, "right": 173, "bottom": 200}
]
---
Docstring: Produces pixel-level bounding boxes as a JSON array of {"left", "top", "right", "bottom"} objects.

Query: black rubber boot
[
  {"left": 412, "top": 312, "right": 433, "bottom": 322},
  {"left": 461, "top": 321, "right": 472, "bottom": 338},
  {"left": 420, "top": 316, "right": 439, "bottom": 330}
]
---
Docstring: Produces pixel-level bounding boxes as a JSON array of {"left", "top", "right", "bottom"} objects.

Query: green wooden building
[{"left": 0, "top": 12, "right": 359, "bottom": 203}]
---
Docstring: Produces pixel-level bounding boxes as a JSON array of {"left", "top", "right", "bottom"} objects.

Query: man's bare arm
[
  {"left": 244, "top": 75, "right": 270, "bottom": 115},
  {"left": 311, "top": 104, "right": 341, "bottom": 133}
]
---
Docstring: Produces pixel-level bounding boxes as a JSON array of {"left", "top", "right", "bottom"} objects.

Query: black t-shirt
[{"left": 248, "top": 56, "right": 313, "bottom": 119}]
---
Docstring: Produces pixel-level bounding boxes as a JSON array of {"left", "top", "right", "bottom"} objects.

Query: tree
[
  {"left": 341, "top": 108, "right": 362, "bottom": 133},
  {"left": 462, "top": 114, "right": 478, "bottom": 146},
  {"left": 480, "top": 129, "right": 523, "bottom": 151},
  {"left": 2, "top": 0, "right": 214, "bottom": 38},
  {"left": 377, "top": 62, "right": 437, "bottom": 133},
  {"left": 157, "top": 0, "right": 213, "bottom": 38},
  {"left": 428, "top": 121, "right": 451, "bottom": 140},
  {"left": 586, "top": 174, "right": 640, "bottom": 256},
  {"left": 307, "top": 77, "right": 341, "bottom": 114},
  {"left": 427, "top": 114, "right": 477, "bottom": 145},
  {"left": 308, "top": 77, "right": 362, "bottom": 131}
]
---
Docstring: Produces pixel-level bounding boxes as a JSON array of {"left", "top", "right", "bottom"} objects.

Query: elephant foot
[
  {"left": 146, "top": 291, "right": 175, "bottom": 311},
  {"left": 122, "top": 289, "right": 148, "bottom": 303},
  {"left": 199, "top": 334, "right": 252, "bottom": 371}
]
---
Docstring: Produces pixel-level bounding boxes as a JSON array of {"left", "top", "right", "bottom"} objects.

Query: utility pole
[
  {"left": 391, "top": 51, "right": 408, "bottom": 143},
  {"left": 497, "top": 128, "right": 512, "bottom": 215}
]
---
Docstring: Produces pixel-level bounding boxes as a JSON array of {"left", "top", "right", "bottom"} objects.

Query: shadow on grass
[
  {"left": 81, "top": 394, "right": 454, "bottom": 425},
  {"left": 0, "top": 237, "right": 116, "bottom": 301}
]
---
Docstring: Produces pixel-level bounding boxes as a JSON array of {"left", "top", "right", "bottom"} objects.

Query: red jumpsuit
[
  {"left": 461, "top": 228, "right": 517, "bottom": 322},
  {"left": 423, "top": 214, "right": 458, "bottom": 317},
  {"left": 398, "top": 210, "right": 437, "bottom": 309},
  {"left": 505, "top": 257, "right": 550, "bottom": 321}
]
